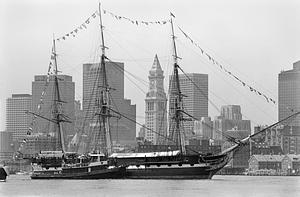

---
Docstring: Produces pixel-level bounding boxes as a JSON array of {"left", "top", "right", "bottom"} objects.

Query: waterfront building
[
  {"left": 281, "top": 154, "right": 300, "bottom": 175},
  {"left": 32, "top": 75, "right": 75, "bottom": 138},
  {"left": 6, "top": 94, "right": 32, "bottom": 141},
  {"left": 83, "top": 62, "right": 136, "bottom": 148},
  {"left": 248, "top": 155, "right": 284, "bottom": 172},
  {"left": 145, "top": 55, "right": 167, "bottom": 145},
  {"left": 0, "top": 131, "right": 14, "bottom": 162},
  {"left": 278, "top": 60, "right": 300, "bottom": 127},
  {"left": 168, "top": 73, "right": 208, "bottom": 141},
  {"left": 281, "top": 125, "right": 300, "bottom": 154}
]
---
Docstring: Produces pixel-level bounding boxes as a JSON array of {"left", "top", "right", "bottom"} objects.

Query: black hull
[
  {"left": 0, "top": 167, "right": 8, "bottom": 181},
  {"left": 31, "top": 166, "right": 126, "bottom": 179},
  {"left": 125, "top": 165, "right": 223, "bottom": 179},
  {"left": 112, "top": 152, "right": 230, "bottom": 179}
]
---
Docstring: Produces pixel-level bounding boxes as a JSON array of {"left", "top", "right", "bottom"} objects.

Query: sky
[{"left": 0, "top": 0, "right": 299, "bottom": 132}]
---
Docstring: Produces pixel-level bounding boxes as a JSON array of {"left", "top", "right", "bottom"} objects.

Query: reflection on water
[{"left": 0, "top": 175, "right": 300, "bottom": 197}]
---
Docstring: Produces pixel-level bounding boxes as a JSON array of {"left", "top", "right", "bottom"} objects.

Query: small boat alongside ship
[{"left": 0, "top": 165, "right": 9, "bottom": 181}]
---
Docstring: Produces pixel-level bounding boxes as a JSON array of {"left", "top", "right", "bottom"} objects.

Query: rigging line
[
  {"left": 109, "top": 107, "right": 200, "bottom": 155},
  {"left": 176, "top": 24, "right": 277, "bottom": 100},
  {"left": 104, "top": 30, "right": 171, "bottom": 93},
  {"left": 104, "top": 55, "right": 150, "bottom": 89},
  {"left": 105, "top": 58, "right": 147, "bottom": 94},
  {"left": 105, "top": 29, "right": 156, "bottom": 58},
  {"left": 176, "top": 26, "right": 277, "bottom": 107},
  {"left": 79, "top": 65, "right": 102, "bottom": 142},
  {"left": 179, "top": 109, "right": 241, "bottom": 144},
  {"left": 176, "top": 65, "right": 255, "bottom": 134},
  {"left": 176, "top": 39, "right": 277, "bottom": 124},
  {"left": 105, "top": 28, "right": 171, "bottom": 90}
]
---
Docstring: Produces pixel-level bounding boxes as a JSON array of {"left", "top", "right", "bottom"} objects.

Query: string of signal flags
[
  {"left": 54, "top": 8, "right": 276, "bottom": 106},
  {"left": 176, "top": 26, "right": 276, "bottom": 105},
  {"left": 55, "top": 9, "right": 168, "bottom": 42}
]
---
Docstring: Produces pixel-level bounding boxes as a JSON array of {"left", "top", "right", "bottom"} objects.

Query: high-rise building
[
  {"left": 193, "top": 117, "right": 213, "bottom": 139},
  {"left": 145, "top": 55, "right": 167, "bottom": 145},
  {"left": 169, "top": 73, "right": 208, "bottom": 140},
  {"left": 32, "top": 75, "right": 75, "bottom": 138},
  {"left": 221, "top": 105, "right": 242, "bottom": 120},
  {"left": 0, "top": 131, "right": 14, "bottom": 162},
  {"left": 278, "top": 60, "right": 300, "bottom": 126},
  {"left": 83, "top": 62, "right": 136, "bottom": 149},
  {"left": 213, "top": 105, "right": 251, "bottom": 141},
  {"left": 6, "top": 94, "right": 32, "bottom": 141}
]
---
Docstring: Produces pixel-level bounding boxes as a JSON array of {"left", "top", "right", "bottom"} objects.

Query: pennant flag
[{"left": 263, "top": 95, "right": 269, "bottom": 102}]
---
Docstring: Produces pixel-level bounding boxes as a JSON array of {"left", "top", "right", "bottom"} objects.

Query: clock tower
[{"left": 145, "top": 55, "right": 167, "bottom": 145}]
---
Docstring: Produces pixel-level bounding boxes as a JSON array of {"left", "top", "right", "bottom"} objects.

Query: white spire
[{"left": 150, "top": 54, "right": 163, "bottom": 72}]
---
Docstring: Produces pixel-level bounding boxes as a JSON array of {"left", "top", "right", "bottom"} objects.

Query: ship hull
[
  {"left": 125, "top": 164, "right": 223, "bottom": 179},
  {"left": 31, "top": 166, "right": 126, "bottom": 179},
  {"left": 110, "top": 151, "right": 230, "bottom": 179},
  {"left": 0, "top": 166, "right": 8, "bottom": 181}
]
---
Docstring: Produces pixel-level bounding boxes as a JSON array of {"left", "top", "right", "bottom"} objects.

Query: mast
[
  {"left": 170, "top": 13, "right": 186, "bottom": 154},
  {"left": 97, "top": 2, "right": 112, "bottom": 156},
  {"left": 52, "top": 38, "right": 66, "bottom": 153}
]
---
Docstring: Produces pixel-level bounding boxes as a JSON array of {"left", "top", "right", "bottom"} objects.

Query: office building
[
  {"left": 278, "top": 60, "right": 300, "bottom": 126},
  {"left": 168, "top": 73, "right": 208, "bottom": 142},
  {"left": 32, "top": 75, "right": 75, "bottom": 139},
  {"left": 6, "top": 94, "right": 32, "bottom": 141},
  {"left": 0, "top": 131, "right": 13, "bottom": 162},
  {"left": 221, "top": 105, "right": 242, "bottom": 120},
  {"left": 145, "top": 55, "right": 167, "bottom": 145},
  {"left": 213, "top": 105, "right": 251, "bottom": 141},
  {"left": 193, "top": 117, "right": 213, "bottom": 139},
  {"left": 83, "top": 62, "right": 136, "bottom": 150}
]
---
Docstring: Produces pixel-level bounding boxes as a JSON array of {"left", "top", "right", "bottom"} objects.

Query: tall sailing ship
[
  {"left": 103, "top": 11, "right": 300, "bottom": 179},
  {"left": 25, "top": 3, "right": 299, "bottom": 180},
  {"left": 27, "top": 3, "right": 125, "bottom": 179}
]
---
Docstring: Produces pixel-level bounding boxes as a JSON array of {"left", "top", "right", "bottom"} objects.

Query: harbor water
[{"left": 1, "top": 175, "right": 299, "bottom": 197}]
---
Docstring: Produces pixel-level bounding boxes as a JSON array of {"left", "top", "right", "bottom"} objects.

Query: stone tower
[{"left": 145, "top": 55, "right": 167, "bottom": 145}]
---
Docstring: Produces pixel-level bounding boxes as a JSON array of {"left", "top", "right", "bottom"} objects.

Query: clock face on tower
[{"left": 150, "top": 80, "right": 155, "bottom": 89}]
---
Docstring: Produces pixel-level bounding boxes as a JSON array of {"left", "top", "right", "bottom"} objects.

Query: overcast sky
[{"left": 1, "top": 0, "right": 299, "bottom": 132}]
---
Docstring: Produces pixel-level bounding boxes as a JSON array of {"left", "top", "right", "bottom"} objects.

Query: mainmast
[
  {"left": 170, "top": 13, "right": 186, "bottom": 154},
  {"left": 97, "top": 2, "right": 112, "bottom": 156}
]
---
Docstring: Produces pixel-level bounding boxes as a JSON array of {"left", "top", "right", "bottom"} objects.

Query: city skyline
[{"left": 1, "top": 0, "right": 300, "bottom": 131}]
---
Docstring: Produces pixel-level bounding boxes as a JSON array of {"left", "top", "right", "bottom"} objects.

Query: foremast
[{"left": 26, "top": 38, "right": 71, "bottom": 154}]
